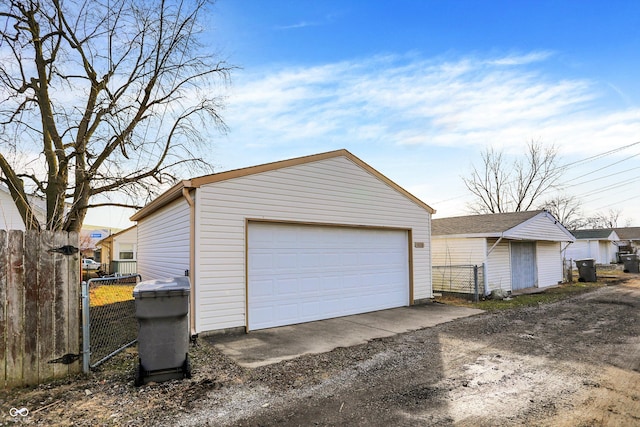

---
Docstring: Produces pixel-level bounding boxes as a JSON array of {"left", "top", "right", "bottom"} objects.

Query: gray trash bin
[
  {"left": 575, "top": 258, "right": 597, "bottom": 282},
  {"left": 133, "top": 277, "right": 191, "bottom": 386},
  {"left": 620, "top": 254, "right": 639, "bottom": 273}
]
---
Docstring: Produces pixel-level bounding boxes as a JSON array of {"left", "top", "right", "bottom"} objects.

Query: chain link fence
[
  {"left": 432, "top": 264, "right": 485, "bottom": 301},
  {"left": 82, "top": 274, "right": 140, "bottom": 372}
]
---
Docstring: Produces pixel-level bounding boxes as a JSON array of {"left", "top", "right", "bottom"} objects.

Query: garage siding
[
  {"left": 486, "top": 239, "right": 511, "bottom": 292},
  {"left": 137, "top": 198, "right": 191, "bottom": 281},
  {"left": 564, "top": 240, "right": 591, "bottom": 262},
  {"left": 194, "top": 156, "right": 431, "bottom": 333},
  {"left": 536, "top": 241, "right": 563, "bottom": 287}
]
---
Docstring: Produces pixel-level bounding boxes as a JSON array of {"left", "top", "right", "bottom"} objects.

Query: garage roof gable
[{"left": 131, "top": 149, "right": 435, "bottom": 221}]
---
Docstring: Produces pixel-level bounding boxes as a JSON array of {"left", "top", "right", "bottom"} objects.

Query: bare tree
[
  {"left": 463, "top": 141, "right": 562, "bottom": 214},
  {"left": 583, "top": 209, "right": 631, "bottom": 229},
  {"left": 0, "top": 0, "right": 232, "bottom": 231},
  {"left": 539, "top": 194, "right": 584, "bottom": 230}
]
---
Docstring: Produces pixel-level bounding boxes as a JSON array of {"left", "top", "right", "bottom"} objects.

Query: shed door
[
  {"left": 511, "top": 242, "right": 537, "bottom": 290},
  {"left": 247, "top": 222, "right": 409, "bottom": 330}
]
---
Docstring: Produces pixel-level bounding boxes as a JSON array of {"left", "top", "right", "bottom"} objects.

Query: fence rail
[
  {"left": 432, "top": 264, "right": 485, "bottom": 301},
  {"left": 0, "top": 230, "right": 81, "bottom": 388},
  {"left": 82, "top": 274, "right": 140, "bottom": 372}
]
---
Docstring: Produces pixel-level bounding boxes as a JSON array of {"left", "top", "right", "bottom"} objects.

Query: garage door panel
[
  {"left": 248, "top": 222, "right": 410, "bottom": 330},
  {"left": 275, "top": 278, "right": 298, "bottom": 296},
  {"left": 251, "top": 279, "right": 275, "bottom": 298},
  {"left": 251, "top": 253, "right": 273, "bottom": 270},
  {"left": 300, "top": 253, "right": 320, "bottom": 268},
  {"left": 277, "top": 303, "right": 299, "bottom": 321},
  {"left": 300, "top": 277, "right": 321, "bottom": 293}
]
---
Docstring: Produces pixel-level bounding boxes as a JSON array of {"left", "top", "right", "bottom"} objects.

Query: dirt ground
[{"left": 1, "top": 277, "right": 639, "bottom": 426}]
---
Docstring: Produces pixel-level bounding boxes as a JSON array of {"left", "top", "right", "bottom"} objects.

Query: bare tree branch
[
  {"left": 463, "top": 141, "right": 562, "bottom": 214},
  {"left": 0, "top": 0, "right": 234, "bottom": 231},
  {"left": 539, "top": 194, "right": 584, "bottom": 230}
]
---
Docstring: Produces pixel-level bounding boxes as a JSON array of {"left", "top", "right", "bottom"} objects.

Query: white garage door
[{"left": 248, "top": 222, "right": 410, "bottom": 330}]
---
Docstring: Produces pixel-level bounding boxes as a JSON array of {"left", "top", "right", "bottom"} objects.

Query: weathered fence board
[
  {"left": 0, "top": 230, "right": 81, "bottom": 388},
  {"left": 38, "top": 231, "right": 55, "bottom": 382},
  {"left": 6, "top": 230, "right": 25, "bottom": 386},
  {"left": 0, "top": 230, "right": 6, "bottom": 384},
  {"left": 24, "top": 231, "right": 39, "bottom": 385},
  {"left": 68, "top": 232, "right": 80, "bottom": 377}
]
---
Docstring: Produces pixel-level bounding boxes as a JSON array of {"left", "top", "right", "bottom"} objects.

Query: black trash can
[
  {"left": 133, "top": 277, "right": 191, "bottom": 386},
  {"left": 575, "top": 258, "right": 597, "bottom": 282},
  {"left": 620, "top": 254, "right": 639, "bottom": 273}
]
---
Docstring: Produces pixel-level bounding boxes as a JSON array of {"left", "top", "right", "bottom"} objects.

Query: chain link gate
[
  {"left": 82, "top": 274, "right": 141, "bottom": 372},
  {"left": 432, "top": 264, "right": 485, "bottom": 301}
]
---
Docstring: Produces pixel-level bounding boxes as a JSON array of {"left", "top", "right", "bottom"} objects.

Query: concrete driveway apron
[{"left": 209, "top": 302, "right": 483, "bottom": 368}]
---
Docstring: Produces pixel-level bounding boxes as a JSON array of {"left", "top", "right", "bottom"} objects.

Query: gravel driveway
[{"left": 2, "top": 278, "right": 639, "bottom": 426}]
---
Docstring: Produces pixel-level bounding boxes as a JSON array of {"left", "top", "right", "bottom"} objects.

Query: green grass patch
[{"left": 435, "top": 280, "right": 608, "bottom": 311}]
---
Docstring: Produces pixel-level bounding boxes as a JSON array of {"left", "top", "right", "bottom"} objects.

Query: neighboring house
[
  {"left": 131, "top": 149, "right": 435, "bottom": 334},
  {"left": 565, "top": 229, "right": 620, "bottom": 264},
  {"left": 432, "top": 210, "right": 575, "bottom": 295},
  {"left": 614, "top": 227, "right": 640, "bottom": 255},
  {"left": 79, "top": 226, "right": 114, "bottom": 260},
  {"left": 96, "top": 225, "right": 137, "bottom": 275},
  {"left": 0, "top": 184, "right": 46, "bottom": 230}
]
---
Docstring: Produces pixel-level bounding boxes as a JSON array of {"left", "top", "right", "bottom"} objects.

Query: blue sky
[{"left": 89, "top": 0, "right": 640, "bottom": 228}]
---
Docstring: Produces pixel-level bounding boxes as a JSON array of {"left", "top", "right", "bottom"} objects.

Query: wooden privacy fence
[{"left": 0, "top": 230, "right": 81, "bottom": 388}]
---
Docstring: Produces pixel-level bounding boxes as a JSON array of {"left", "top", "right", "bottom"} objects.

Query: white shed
[
  {"left": 0, "top": 184, "right": 46, "bottom": 230},
  {"left": 131, "top": 150, "right": 435, "bottom": 334},
  {"left": 564, "top": 229, "right": 620, "bottom": 264},
  {"left": 432, "top": 211, "right": 575, "bottom": 294}
]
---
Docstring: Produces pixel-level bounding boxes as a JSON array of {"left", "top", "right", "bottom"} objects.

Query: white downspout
[{"left": 182, "top": 187, "right": 197, "bottom": 336}]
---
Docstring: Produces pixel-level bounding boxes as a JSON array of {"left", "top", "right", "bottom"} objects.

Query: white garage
[
  {"left": 132, "top": 149, "right": 434, "bottom": 335},
  {"left": 248, "top": 222, "right": 409, "bottom": 330}
]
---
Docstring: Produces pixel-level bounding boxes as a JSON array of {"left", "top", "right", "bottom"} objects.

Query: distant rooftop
[
  {"left": 432, "top": 210, "right": 543, "bottom": 236},
  {"left": 614, "top": 227, "right": 640, "bottom": 240}
]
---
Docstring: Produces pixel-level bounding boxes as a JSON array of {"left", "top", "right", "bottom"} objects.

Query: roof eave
[
  {"left": 130, "top": 180, "right": 192, "bottom": 222},
  {"left": 432, "top": 232, "right": 503, "bottom": 239}
]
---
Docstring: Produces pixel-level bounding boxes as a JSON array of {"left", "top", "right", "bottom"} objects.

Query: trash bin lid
[{"left": 133, "top": 277, "right": 191, "bottom": 298}]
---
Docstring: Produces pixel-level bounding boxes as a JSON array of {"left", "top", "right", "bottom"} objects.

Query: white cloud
[
  {"left": 226, "top": 51, "right": 640, "bottom": 156},
  {"left": 486, "top": 51, "right": 554, "bottom": 66},
  {"left": 217, "top": 51, "right": 640, "bottom": 224},
  {"left": 275, "top": 21, "right": 321, "bottom": 30}
]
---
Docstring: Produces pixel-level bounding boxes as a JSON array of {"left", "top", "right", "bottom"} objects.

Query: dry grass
[
  {"left": 434, "top": 278, "right": 621, "bottom": 311},
  {"left": 89, "top": 284, "right": 135, "bottom": 307}
]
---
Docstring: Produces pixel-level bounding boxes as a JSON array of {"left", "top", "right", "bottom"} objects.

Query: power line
[
  {"left": 561, "top": 140, "right": 640, "bottom": 170},
  {"left": 590, "top": 192, "right": 640, "bottom": 212},
  {"left": 572, "top": 174, "right": 640, "bottom": 200},
  {"left": 564, "top": 164, "right": 640, "bottom": 188},
  {"left": 563, "top": 150, "right": 640, "bottom": 183}
]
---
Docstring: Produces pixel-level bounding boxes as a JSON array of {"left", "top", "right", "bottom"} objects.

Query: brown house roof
[
  {"left": 432, "top": 210, "right": 543, "bottom": 236},
  {"left": 131, "top": 149, "right": 435, "bottom": 221},
  {"left": 614, "top": 227, "right": 640, "bottom": 241}
]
